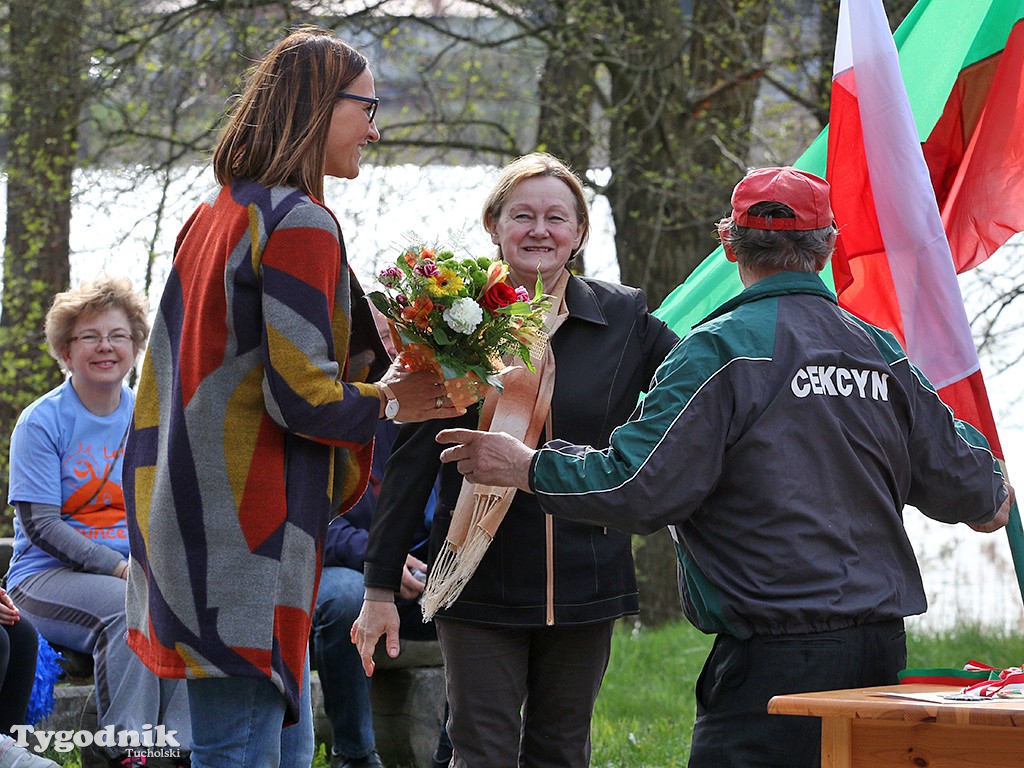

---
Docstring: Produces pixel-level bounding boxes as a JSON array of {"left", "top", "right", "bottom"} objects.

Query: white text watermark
[{"left": 9, "top": 724, "right": 180, "bottom": 754}]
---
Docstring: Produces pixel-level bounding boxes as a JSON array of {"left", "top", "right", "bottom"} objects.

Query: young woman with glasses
[{"left": 121, "top": 27, "right": 463, "bottom": 768}]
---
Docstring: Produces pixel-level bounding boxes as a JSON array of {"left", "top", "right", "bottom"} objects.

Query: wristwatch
[{"left": 379, "top": 382, "right": 400, "bottom": 420}]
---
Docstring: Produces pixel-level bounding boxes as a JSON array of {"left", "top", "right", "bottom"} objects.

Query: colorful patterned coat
[{"left": 124, "top": 179, "right": 387, "bottom": 721}]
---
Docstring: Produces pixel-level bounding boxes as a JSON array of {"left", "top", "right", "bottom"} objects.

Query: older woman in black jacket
[{"left": 353, "top": 153, "right": 678, "bottom": 768}]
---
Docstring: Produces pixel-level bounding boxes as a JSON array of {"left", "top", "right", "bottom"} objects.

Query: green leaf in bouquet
[
  {"left": 495, "top": 302, "right": 536, "bottom": 316},
  {"left": 367, "top": 290, "right": 391, "bottom": 315},
  {"left": 438, "top": 357, "right": 469, "bottom": 381},
  {"left": 433, "top": 323, "right": 452, "bottom": 345}
]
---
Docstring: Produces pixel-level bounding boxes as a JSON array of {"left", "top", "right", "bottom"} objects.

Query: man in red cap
[{"left": 434, "top": 167, "right": 1013, "bottom": 767}]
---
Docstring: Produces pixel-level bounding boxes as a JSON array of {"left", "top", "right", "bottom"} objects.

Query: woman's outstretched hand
[{"left": 377, "top": 362, "right": 482, "bottom": 422}]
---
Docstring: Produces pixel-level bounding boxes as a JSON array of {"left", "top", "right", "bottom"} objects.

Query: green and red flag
[
  {"left": 654, "top": 0, "right": 1024, "bottom": 595},
  {"left": 656, "top": 0, "right": 1024, "bottom": 455},
  {"left": 827, "top": 0, "right": 1024, "bottom": 458}
]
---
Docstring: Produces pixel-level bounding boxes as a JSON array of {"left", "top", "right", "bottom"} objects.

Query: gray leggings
[{"left": 10, "top": 568, "right": 190, "bottom": 758}]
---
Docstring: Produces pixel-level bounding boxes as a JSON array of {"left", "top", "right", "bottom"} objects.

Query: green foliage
[
  {"left": 1, "top": 0, "right": 84, "bottom": 531},
  {"left": 907, "top": 625, "right": 1024, "bottom": 671},
  {"left": 591, "top": 621, "right": 712, "bottom": 767}
]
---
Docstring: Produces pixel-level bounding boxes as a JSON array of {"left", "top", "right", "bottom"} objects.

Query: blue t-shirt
[{"left": 6, "top": 379, "right": 134, "bottom": 586}]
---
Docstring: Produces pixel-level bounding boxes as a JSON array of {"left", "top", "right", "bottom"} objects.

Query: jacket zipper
[
  {"left": 544, "top": 411, "right": 555, "bottom": 625},
  {"left": 545, "top": 513, "right": 555, "bottom": 625}
]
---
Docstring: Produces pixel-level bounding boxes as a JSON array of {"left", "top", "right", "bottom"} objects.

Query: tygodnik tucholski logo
[{"left": 9, "top": 723, "right": 181, "bottom": 757}]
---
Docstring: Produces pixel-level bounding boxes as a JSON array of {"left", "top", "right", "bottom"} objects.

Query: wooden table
[{"left": 768, "top": 683, "right": 1024, "bottom": 767}]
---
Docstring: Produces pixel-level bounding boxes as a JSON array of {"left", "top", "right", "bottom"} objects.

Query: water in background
[
  {"left": 60, "top": 164, "right": 620, "bottom": 294},
  {"left": 2, "top": 164, "right": 1022, "bottom": 633}
]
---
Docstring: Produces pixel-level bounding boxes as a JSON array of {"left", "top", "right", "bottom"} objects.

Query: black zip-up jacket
[{"left": 364, "top": 274, "right": 678, "bottom": 626}]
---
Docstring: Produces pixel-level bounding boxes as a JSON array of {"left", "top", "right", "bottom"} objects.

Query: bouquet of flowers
[{"left": 368, "top": 244, "right": 552, "bottom": 396}]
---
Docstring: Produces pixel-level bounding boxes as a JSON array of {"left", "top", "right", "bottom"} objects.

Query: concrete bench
[
  {"left": 363, "top": 640, "right": 447, "bottom": 767},
  {"left": 2, "top": 537, "right": 447, "bottom": 768}
]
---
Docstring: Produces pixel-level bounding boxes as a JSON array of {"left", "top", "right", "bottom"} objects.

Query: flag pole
[
  {"left": 997, "top": 460, "right": 1024, "bottom": 601},
  {"left": 1005, "top": 505, "right": 1024, "bottom": 601}
]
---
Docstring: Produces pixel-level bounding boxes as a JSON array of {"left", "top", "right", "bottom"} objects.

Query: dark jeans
[
  {"left": 0, "top": 617, "right": 38, "bottom": 732},
  {"left": 435, "top": 618, "right": 615, "bottom": 768},
  {"left": 688, "top": 618, "right": 907, "bottom": 768}
]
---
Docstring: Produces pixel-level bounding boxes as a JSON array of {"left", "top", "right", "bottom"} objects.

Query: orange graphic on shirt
[{"left": 62, "top": 442, "right": 126, "bottom": 529}]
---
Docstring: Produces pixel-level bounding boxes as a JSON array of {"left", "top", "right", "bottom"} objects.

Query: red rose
[{"left": 480, "top": 282, "right": 518, "bottom": 312}]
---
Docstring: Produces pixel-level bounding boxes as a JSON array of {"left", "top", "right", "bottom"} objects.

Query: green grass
[
  {"left": 589, "top": 621, "right": 712, "bottom": 767},
  {"left": 588, "top": 620, "right": 1024, "bottom": 768},
  {"left": 44, "top": 621, "right": 1024, "bottom": 767}
]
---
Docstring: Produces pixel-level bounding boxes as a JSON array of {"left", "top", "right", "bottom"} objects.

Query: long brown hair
[{"left": 212, "top": 27, "right": 369, "bottom": 201}]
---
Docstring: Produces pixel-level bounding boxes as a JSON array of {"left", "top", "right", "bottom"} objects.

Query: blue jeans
[
  {"left": 312, "top": 566, "right": 434, "bottom": 759},
  {"left": 186, "top": 654, "right": 314, "bottom": 768}
]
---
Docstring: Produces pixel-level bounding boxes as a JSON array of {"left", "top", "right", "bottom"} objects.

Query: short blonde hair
[
  {"left": 482, "top": 152, "right": 591, "bottom": 259},
  {"left": 45, "top": 275, "right": 150, "bottom": 371}
]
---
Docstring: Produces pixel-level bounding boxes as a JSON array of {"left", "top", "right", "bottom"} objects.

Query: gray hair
[{"left": 722, "top": 202, "right": 837, "bottom": 274}]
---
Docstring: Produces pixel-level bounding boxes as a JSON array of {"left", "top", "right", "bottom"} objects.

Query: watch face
[{"left": 385, "top": 398, "right": 400, "bottom": 419}]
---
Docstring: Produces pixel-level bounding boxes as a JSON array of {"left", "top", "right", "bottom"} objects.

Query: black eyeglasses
[{"left": 337, "top": 92, "right": 379, "bottom": 123}]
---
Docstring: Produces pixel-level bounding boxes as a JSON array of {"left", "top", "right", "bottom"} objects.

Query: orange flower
[
  {"left": 401, "top": 296, "right": 435, "bottom": 329},
  {"left": 403, "top": 247, "right": 437, "bottom": 269}
]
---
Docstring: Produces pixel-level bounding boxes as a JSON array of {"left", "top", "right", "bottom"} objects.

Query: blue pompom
[{"left": 25, "top": 632, "right": 63, "bottom": 725}]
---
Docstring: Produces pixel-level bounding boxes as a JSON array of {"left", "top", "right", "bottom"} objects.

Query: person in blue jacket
[
  {"left": 434, "top": 167, "right": 1014, "bottom": 768},
  {"left": 312, "top": 419, "right": 447, "bottom": 768}
]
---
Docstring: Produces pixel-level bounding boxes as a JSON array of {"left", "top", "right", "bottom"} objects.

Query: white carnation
[{"left": 443, "top": 297, "right": 483, "bottom": 334}]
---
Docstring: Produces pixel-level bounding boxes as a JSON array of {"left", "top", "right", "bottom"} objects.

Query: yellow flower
[{"left": 426, "top": 267, "right": 464, "bottom": 297}]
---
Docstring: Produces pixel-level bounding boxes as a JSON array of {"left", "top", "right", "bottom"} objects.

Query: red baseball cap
[{"left": 730, "top": 167, "right": 834, "bottom": 231}]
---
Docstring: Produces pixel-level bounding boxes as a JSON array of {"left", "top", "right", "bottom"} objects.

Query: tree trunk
[
  {"left": 535, "top": 10, "right": 595, "bottom": 173},
  {"left": 533, "top": 1, "right": 600, "bottom": 275},
  {"left": 0, "top": 0, "right": 86, "bottom": 527},
  {"left": 632, "top": 528, "right": 685, "bottom": 627},
  {"left": 601, "top": 0, "right": 769, "bottom": 621},
  {"left": 604, "top": 0, "right": 770, "bottom": 308}
]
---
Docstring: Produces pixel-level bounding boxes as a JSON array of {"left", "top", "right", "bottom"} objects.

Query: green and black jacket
[{"left": 532, "top": 271, "right": 1007, "bottom": 638}]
